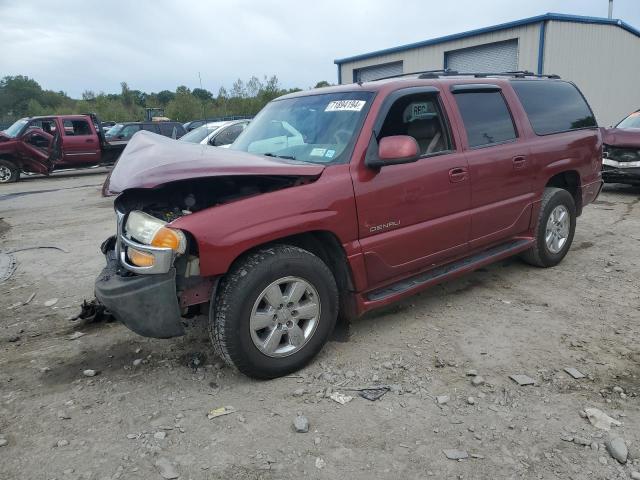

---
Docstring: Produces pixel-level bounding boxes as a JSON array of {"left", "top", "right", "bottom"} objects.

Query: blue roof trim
[{"left": 334, "top": 12, "right": 640, "bottom": 65}]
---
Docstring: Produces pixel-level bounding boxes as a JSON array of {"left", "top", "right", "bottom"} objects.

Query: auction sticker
[
  {"left": 310, "top": 148, "right": 327, "bottom": 156},
  {"left": 325, "top": 100, "right": 366, "bottom": 112}
]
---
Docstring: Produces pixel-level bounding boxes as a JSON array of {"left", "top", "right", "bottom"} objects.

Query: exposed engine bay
[{"left": 114, "top": 174, "right": 313, "bottom": 221}]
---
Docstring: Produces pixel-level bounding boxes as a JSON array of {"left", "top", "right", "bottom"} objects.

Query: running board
[{"left": 366, "top": 239, "right": 532, "bottom": 302}]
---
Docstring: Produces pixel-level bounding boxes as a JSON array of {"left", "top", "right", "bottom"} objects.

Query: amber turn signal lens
[
  {"left": 151, "top": 227, "right": 185, "bottom": 253},
  {"left": 128, "top": 248, "right": 155, "bottom": 267}
]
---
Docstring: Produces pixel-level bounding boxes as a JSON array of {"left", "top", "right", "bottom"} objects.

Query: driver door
[
  {"left": 352, "top": 89, "right": 471, "bottom": 288},
  {"left": 16, "top": 120, "right": 58, "bottom": 174}
]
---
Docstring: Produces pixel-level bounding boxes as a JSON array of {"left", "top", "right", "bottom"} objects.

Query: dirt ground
[{"left": 1, "top": 171, "right": 639, "bottom": 480}]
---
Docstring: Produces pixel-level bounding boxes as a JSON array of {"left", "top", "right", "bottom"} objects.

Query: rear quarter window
[{"left": 511, "top": 80, "right": 596, "bottom": 135}]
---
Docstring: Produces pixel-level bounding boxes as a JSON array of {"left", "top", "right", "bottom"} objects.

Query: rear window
[
  {"left": 63, "top": 119, "right": 92, "bottom": 136},
  {"left": 453, "top": 91, "right": 517, "bottom": 148},
  {"left": 511, "top": 81, "right": 596, "bottom": 135}
]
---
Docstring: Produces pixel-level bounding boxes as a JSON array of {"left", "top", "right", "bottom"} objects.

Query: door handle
[
  {"left": 448, "top": 167, "right": 468, "bottom": 183},
  {"left": 512, "top": 155, "right": 527, "bottom": 170},
  {"left": 85, "top": 138, "right": 95, "bottom": 143}
]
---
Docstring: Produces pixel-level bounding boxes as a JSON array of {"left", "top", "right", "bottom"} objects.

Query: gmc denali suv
[{"left": 95, "top": 71, "right": 603, "bottom": 379}]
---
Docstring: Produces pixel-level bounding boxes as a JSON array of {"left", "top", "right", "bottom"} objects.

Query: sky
[{"left": 1, "top": 0, "right": 639, "bottom": 98}]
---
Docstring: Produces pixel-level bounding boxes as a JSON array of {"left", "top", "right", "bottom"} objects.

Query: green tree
[
  {"left": 314, "top": 81, "right": 331, "bottom": 88},
  {"left": 192, "top": 88, "right": 213, "bottom": 102},
  {"left": 157, "top": 90, "right": 175, "bottom": 105},
  {"left": 166, "top": 89, "right": 201, "bottom": 121}
]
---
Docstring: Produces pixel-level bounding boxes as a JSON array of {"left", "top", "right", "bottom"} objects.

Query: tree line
[{"left": 0, "top": 75, "right": 333, "bottom": 124}]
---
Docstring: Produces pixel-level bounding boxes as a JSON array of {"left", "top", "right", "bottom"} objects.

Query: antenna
[
  {"left": 608, "top": 0, "right": 613, "bottom": 19},
  {"left": 198, "top": 71, "right": 206, "bottom": 120}
]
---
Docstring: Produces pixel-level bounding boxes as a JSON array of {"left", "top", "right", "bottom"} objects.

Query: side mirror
[{"left": 367, "top": 135, "right": 420, "bottom": 168}]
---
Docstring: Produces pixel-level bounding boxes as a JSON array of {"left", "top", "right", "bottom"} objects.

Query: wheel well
[
  {"left": 0, "top": 155, "right": 18, "bottom": 166},
  {"left": 546, "top": 171, "right": 582, "bottom": 216},
  {"left": 231, "top": 231, "right": 358, "bottom": 322}
]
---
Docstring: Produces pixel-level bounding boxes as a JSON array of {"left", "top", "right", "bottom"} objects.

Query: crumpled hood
[
  {"left": 104, "top": 131, "right": 325, "bottom": 194},
  {"left": 602, "top": 128, "right": 640, "bottom": 149}
]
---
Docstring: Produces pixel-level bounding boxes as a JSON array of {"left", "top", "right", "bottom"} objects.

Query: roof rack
[{"left": 371, "top": 70, "right": 560, "bottom": 81}]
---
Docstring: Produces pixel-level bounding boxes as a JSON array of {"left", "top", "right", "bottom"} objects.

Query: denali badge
[{"left": 370, "top": 221, "right": 401, "bottom": 233}]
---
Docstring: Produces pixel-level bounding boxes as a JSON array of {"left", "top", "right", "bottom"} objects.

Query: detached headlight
[{"left": 125, "top": 210, "right": 186, "bottom": 254}]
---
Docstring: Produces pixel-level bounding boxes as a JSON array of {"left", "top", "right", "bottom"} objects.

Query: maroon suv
[{"left": 95, "top": 72, "right": 603, "bottom": 378}]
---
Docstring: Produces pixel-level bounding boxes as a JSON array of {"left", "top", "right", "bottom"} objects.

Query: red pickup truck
[
  {"left": 95, "top": 72, "right": 603, "bottom": 378},
  {"left": 0, "top": 114, "right": 123, "bottom": 183}
]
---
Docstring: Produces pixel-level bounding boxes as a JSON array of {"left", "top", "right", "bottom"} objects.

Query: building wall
[
  {"left": 543, "top": 21, "right": 640, "bottom": 126},
  {"left": 338, "top": 24, "right": 541, "bottom": 83}
]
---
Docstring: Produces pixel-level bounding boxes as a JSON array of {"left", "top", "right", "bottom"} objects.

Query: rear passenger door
[
  {"left": 60, "top": 118, "right": 101, "bottom": 165},
  {"left": 353, "top": 88, "right": 471, "bottom": 287},
  {"left": 449, "top": 84, "right": 534, "bottom": 248}
]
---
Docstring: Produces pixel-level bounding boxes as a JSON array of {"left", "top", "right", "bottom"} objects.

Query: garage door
[
  {"left": 445, "top": 39, "right": 518, "bottom": 73},
  {"left": 354, "top": 61, "right": 403, "bottom": 82}
]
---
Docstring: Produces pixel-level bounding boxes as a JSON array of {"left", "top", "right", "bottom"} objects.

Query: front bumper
[
  {"left": 602, "top": 159, "right": 640, "bottom": 184},
  {"left": 95, "top": 250, "right": 184, "bottom": 338}
]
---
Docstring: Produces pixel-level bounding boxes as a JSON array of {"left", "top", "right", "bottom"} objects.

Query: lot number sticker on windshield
[{"left": 325, "top": 100, "right": 366, "bottom": 112}]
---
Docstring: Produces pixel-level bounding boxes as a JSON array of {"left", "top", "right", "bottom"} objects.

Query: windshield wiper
[{"left": 264, "top": 152, "right": 296, "bottom": 160}]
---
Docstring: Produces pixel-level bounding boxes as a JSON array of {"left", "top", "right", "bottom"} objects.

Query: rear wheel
[
  {"left": 521, "top": 187, "right": 576, "bottom": 267},
  {"left": 0, "top": 160, "right": 19, "bottom": 183},
  {"left": 209, "top": 245, "right": 338, "bottom": 379}
]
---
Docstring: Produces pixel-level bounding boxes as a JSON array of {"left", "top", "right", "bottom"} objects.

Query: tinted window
[
  {"left": 379, "top": 93, "right": 451, "bottom": 155},
  {"left": 141, "top": 124, "right": 160, "bottom": 133},
  {"left": 159, "top": 123, "right": 185, "bottom": 138},
  {"left": 62, "top": 119, "right": 92, "bottom": 136},
  {"left": 511, "top": 81, "right": 596, "bottom": 135},
  {"left": 453, "top": 91, "right": 517, "bottom": 147}
]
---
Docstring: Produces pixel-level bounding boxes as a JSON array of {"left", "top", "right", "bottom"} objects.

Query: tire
[
  {"left": 521, "top": 187, "right": 576, "bottom": 267},
  {"left": 210, "top": 245, "right": 339, "bottom": 379},
  {"left": 0, "top": 160, "right": 19, "bottom": 183}
]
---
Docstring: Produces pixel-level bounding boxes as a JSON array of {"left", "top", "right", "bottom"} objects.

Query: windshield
[
  {"left": 180, "top": 125, "right": 218, "bottom": 143},
  {"left": 230, "top": 91, "right": 374, "bottom": 164},
  {"left": 617, "top": 111, "right": 640, "bottom": 129},
  {"left": 3, "top": 118, "right": 29, "bottom": 138}
]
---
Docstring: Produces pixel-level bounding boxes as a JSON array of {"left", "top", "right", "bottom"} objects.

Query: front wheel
[
  {"left": 521, "top": 187, "right": 576, "bottom": 267},
  {"left": 0, "top": 160, "right": 20, "bottom": 183},
  {"left": 209, "top": 245, "right": 338, "bottom": 379}
]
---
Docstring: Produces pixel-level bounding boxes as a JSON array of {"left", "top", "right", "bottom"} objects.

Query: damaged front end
[
  {"left": 95, "top": 174, "right": 315, "bottom": 338},
  {"left": 602, "top": 145, "right": 640, "bottom": 185}
]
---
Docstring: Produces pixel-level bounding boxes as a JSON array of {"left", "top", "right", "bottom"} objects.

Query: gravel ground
[{"left": 1, "top": 171, "right": 639, "bottom": 480}]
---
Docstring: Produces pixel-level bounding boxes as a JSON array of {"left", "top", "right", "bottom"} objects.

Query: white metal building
[{"left": 334, "top": 13, "right": 640, "bottom": 126}]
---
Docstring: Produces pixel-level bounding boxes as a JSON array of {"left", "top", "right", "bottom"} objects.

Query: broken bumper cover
[
  {"left": 94, "top": 252, "right": 185, "bottom": 338},
  {"left": 602, "top": 159, "right": 640, "bottom": 184}
]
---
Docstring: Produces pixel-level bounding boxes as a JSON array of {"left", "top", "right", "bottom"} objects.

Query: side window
[
  {"left": 159, "top": 123, "right": 182, "bottom": 138},
  {"left": 212, "top": 124, "right": 246, "bottom": 146},
  {"left": 120, "top": 125, "right": 141, "bottom": 139},
  {"left": 453, "top": 91, "right": 517, "bottom": 148},
  {"left": 141, "top": 124, "right": 160, "bottom": 133},
  {"left": 62, "top": 119, "right": 92, "bottom": 136},
  {"left": 378, "top": 93, "right": 452, "bottom": 156},
  {"left": 511, "top": 80, "right": 597, "bottom": 135}
]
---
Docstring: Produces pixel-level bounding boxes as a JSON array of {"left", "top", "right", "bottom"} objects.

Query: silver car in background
[{"left": 179, "top": 120, "right": 250, "bottom": 147}]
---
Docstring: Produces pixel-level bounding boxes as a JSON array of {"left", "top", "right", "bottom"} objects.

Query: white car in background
[{"left": 179, "top": 120, "right": 250, "bottom": 147}]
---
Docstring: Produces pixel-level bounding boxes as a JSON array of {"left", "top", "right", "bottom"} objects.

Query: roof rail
[
  {"left": 370, "top": 69, "right": 459, "bottom": 81},
  {"left": 370, "top": 70, "right": 561, "bottom": 82}
]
